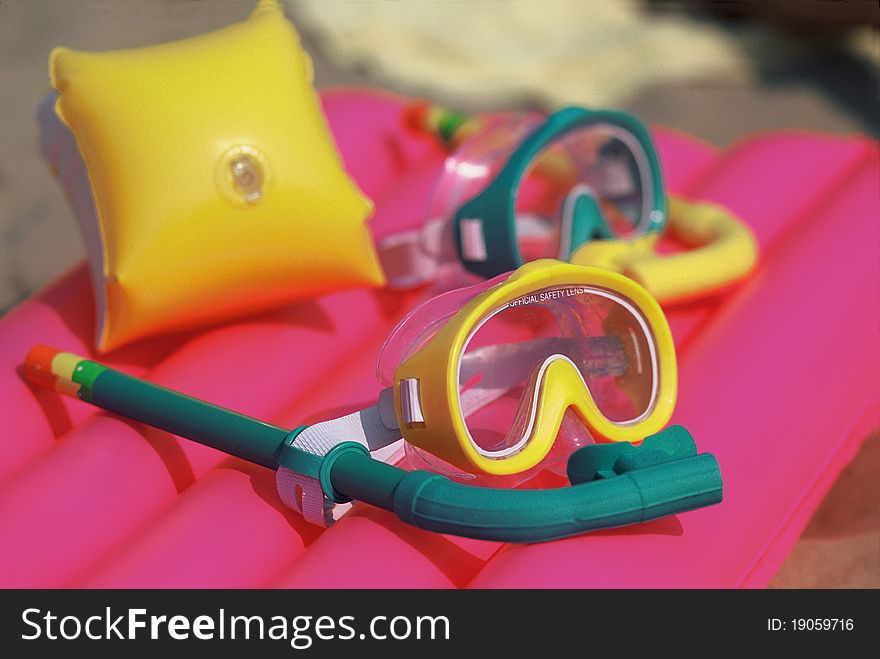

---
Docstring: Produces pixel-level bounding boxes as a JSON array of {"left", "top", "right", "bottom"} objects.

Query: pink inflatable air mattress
[{"left": 1, "top": 89, "right": 877, "bottom": 588}]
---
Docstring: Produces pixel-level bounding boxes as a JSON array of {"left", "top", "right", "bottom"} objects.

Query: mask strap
[
  {"left": 376, "top": 217, "right": 452, "bottom": 289},
  {"left": 277, "top": 388, "right": 402, "bottom": 526},
  {"left": 291, "top": 389, "right": 400, "bottom": 455},
  {"left": 513, "top": 213, "right": 554, "bottom": 239}
]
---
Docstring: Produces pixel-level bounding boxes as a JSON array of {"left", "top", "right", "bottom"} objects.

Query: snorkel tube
[{"left": 23, "top": 346, "right": 722, "bottom": 543}]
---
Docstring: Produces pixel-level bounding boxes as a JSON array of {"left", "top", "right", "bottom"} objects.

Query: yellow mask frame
[{"left": 393, "top": 260, "right": 678, "bottom": 475}]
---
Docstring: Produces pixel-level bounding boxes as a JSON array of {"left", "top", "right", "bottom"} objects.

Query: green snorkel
[
  {"left": 24, "top": 345, "right": 722, "bottom": 543},
  {"left": 381, "top": 105, "right": 668, "bottom": 289}
]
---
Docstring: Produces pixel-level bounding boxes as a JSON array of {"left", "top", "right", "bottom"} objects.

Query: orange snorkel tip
[
  {"left": 23, "top": 344, "right": 63, "bottom": 390},
  {"left": 23, "top": 344, "right": 87, "bottom": 397}
]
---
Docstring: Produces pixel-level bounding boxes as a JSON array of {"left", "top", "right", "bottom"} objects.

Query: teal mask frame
[{"left": 452, "top": 106, "right": 667, "bottom": 279}]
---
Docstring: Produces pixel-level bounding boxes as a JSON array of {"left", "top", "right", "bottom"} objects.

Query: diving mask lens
[
  {"left": 457, "top": 285, "right": 659, "bottom": 458},
  {"left": 514, "top": 123, "right": 650, "bottom": 259},
  {"left": 376, "top": 273, "right": 511, "bottom": 386}
]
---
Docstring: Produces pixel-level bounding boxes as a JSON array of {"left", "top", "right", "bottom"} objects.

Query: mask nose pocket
[
  {"left": 537, "top": 407, "right": 596, "bottom": 479},
  {"left": 560, "top": 184, "right": 607, "bottom": 259}
]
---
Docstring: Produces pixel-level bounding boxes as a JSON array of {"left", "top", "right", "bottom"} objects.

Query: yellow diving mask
[{"left": 374, "top": 259, "right": 677, "bottom": 477}]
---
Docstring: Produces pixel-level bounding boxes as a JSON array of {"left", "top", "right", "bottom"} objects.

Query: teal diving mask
[{"left": 379, "top": 106, "right": 667, "bottom": 286}]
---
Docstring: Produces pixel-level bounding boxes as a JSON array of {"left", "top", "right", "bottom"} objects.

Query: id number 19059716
[{"left": 768, "top": 618, "right": 854, "bottom": 632}]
